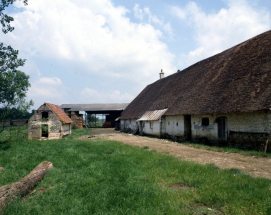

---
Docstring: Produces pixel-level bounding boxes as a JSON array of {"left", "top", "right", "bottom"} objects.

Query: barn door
[
  {"left": 217, "top": 117, "right": 227, "bottom": 140},
  {"left": 184, "top": 115, "right": 191, "bottom": 141}
]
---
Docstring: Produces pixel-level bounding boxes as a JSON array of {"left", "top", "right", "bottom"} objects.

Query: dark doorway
[
  {"left": 42, "top": 124, "right": 49, "bottom": 138},
  {"left": 217, "top": 117, "right": 227, "bottom": 140},
  {"left": 184, "top": 115, "right": 191, "bottom": 141}
]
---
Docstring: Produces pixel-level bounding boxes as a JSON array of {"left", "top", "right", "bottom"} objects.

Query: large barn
[{"left": 119, "top": 30, "right": 271, "bottom": 151}]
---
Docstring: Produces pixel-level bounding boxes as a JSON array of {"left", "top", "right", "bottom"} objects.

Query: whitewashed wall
[
  {"left": 143, "top": 120, "right": 160, "bottom": 136},
  {"left": 191, "top": 110, "right": 271, "bottom": 141},
  {"left": 120, "top": 119, "right": 138, "bottom": 132},
  {"left": 165, "top": 115, "right": 184, "bottom": 138}
]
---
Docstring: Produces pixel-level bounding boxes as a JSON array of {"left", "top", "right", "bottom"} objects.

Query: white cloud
[
  {"left": 133, "top": 4, "right": 173, "bottom": 38},
  {"left": 5, "top": 0, "right": 175, "bottom": 87},
  {"left": 79, "top": 88, "right": 134, "bottom": 103},
  {"left": 39, "top": 77, "right": 62, "bottom": 86},
  {"left": 27, "top": 77, "right": 65, "bottom": 107},
  {"left": 171, "top": 0, "right": 271, "bottom": 67}
]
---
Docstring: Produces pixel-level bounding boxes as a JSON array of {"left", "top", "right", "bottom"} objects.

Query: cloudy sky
[{"left": 1, "top": 0, "right": 270, "bottom": 109}]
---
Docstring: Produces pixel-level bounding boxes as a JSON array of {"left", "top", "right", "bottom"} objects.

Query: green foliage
[
  {"left": 0, "top": 0, "right": 28, "bottom": 34},
  {"left": 0, "top": 136, "right": 271, "bottom": 214},
  {"left": 0, "top": 0, "right": 33, "bottom": 127},
  {"left": 0, "top": 107, "right": 33, "bottom": 120},
  {"left": 182, "top": 142, "right": 271, "bottom": 158},
  {"left": 41, "top": 125, "right": 48, "bottom": 133},
  {"left": 87, "top": 114, "right": 98, "bottom": 123}
]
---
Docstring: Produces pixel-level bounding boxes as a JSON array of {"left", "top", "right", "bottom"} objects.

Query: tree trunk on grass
[{"left": 0, "top": 161, "right": 53, "bottom": 212}]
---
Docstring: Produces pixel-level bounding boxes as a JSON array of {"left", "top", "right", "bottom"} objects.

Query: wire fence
[{"left": 0, "top": 126, "right": 28, "bottom": 142}]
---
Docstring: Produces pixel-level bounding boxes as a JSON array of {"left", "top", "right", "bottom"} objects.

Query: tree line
[{"left": 0, "top": 0, "right": 33, "bottom": 127}]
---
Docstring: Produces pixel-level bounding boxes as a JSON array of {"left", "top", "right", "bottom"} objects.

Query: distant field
[{"left": 0, "top": 129, "right": 270, "bottom": 214}]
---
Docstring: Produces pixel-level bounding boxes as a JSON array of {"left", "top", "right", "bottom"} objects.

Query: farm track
[{"left": 82, "top": 128, "right": 271, "bottom": 180}]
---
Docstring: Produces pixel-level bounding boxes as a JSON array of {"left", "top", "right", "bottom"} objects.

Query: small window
[
  {"left": 42, "top": 112, "right": 48, "bottom": 120},
  {"left": 202, "top": 117, "right": 209, "bottom": 126},
  {"left": 150, "top": 121, "right": 153, "bottom": 129}
]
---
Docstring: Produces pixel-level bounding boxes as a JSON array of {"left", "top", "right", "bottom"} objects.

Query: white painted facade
[
  {"left": 142, "top": 120, "right": 160, "bottom": 136},
  {"left": 191, "top": 110, "right": 271, "bottom": 141},
  {"left": 165, "top": 115, "right": 184, "bottom": 138},
  {"left": 121, "top": 110, "right": 271, "bottom": 146},
  {"left": 120, "top": 119, "right": 137, "bottom": 131}
]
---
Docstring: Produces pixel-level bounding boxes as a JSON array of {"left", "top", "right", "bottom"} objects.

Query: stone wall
[{"left": 28, "top": 104, "right": 71, "bottom": 140}]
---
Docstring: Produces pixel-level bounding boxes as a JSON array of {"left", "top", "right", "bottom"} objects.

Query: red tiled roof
[{"left": 46, "top": 103, "right": 73, "bottom": 124}]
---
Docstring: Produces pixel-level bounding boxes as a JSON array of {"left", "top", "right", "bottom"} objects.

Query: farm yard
[{"left": 0, "top": 128, "right": 271, "bottom": 214}]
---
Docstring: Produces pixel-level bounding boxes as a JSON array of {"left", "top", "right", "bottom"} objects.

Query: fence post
[{"left": 264, "top": 136, "right": 269, "bottom": 153}]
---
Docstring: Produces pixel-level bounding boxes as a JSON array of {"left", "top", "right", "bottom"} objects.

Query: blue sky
[{"left": 1, "top": 0, "right": 270, "bottom": 109}]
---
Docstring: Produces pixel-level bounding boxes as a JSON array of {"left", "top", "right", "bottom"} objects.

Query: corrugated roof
[
  {"left": 137, "top": 109, "right": 168, "bottom": 121},
  {"left": 60, "top": 103, "right": 129, "bottom": 111},
  {"left": 46, "top": 103, "right": 73, "bottom": 124},
  {"left": 120, "top": 30, "right": 271, "bottom": 119}
]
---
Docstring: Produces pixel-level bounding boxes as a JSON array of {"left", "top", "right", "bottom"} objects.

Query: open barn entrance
[
  {"left": 60, "top": 103, "right": 129, "bottom": 129},
  {"left": 87, "top": 114, "right": 106, "bottom": 128}
]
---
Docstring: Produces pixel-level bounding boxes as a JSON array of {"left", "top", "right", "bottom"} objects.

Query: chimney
[{"left": 159, "top": 69, "right": 164, "bottom": 79}]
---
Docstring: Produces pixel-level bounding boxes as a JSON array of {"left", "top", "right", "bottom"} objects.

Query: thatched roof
[{"left": 120, "top": 30, "right": 271, "bottom": 119}]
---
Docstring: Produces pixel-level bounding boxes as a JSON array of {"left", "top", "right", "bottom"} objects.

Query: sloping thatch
[
  {"left": 46, "top": 103, "right": 73, "bottom": 124},
  {"left": 120, "top": 30, "right": 271, "bottom": 119}
]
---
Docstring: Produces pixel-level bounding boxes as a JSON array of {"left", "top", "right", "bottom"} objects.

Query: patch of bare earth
[{"left": 84, "top": 128, "right": 271, "bottom": 180}]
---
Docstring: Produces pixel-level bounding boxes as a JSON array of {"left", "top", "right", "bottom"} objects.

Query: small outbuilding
[{"left": 28, "top": 103, "right": 73, "bottom": 140}]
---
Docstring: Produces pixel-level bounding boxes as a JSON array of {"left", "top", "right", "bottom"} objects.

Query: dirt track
[{"left": 84, "top": 128, "right": 271, "bottom": 180}]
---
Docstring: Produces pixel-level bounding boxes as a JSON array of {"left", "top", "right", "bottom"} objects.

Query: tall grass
[{"left": 0, "top": 134, "right": 270, "bottom": 214}]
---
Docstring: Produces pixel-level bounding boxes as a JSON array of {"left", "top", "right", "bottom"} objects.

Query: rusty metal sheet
[{"left": 137, "top": 109, "right": 168, "bottom": 121}]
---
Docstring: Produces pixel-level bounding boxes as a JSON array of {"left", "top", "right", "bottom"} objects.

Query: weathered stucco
[
  {"left": 165, "top": 115, "right": 184, "bottom": 139},
  {"left": 121, "top": 119, "right": 137, "bottom": 131},
  {"left": 28, "top": 104, "right": 72, "bottom": 140},
  {"left": 120, "top": 110, "right": 271, "bottom": 151},
  {"left": 191, "top": 111, "right": 271, "bottom": 142}
]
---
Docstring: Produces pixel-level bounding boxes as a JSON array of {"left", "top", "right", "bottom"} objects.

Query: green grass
[
  {"left": 181, "top": 142, "right": 271, "bottom": 158},
  {"left": 0, "top": 126, "right": 28, "bottom": 142},
  {"left": 0, "top": 132, "right": 271, "bottom": 214}
]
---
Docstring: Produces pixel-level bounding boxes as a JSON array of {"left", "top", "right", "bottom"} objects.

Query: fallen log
[
  {"left": 0, "top": 168, "right": 4, "bottom": 173},
  {"left": 0, "top": 161, "right": 53, "bottom": 212}
]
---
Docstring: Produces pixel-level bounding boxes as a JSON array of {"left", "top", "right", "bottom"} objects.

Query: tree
[
  {"left": 87, "top": 114, "right": 99, "bottom": 124},
  {"left": 0, "top": 0, "right": 33, "bottom": 128}
]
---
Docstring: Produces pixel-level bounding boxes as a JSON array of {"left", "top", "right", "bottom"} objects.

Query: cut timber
[{"left": 0, "top": 161, "right": 53, "bottom": 212}]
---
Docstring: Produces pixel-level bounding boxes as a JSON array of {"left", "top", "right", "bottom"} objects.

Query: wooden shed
[{"left": 28, "top": 103, "right": 73, "bottom": 140}]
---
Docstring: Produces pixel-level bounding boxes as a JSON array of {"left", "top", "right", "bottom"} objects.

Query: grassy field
[{"left": 0, "top": 129, "right": 271, "bottom": 214}]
